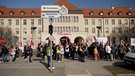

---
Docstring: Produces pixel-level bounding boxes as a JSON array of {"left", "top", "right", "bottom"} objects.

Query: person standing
[
  {"left": 10, "top": 45, "right": 16, "bottom": 62},
  {"left": 46, "top": 43, "right": 55, "bottom": 70},
  {"left": 94, "top": 47, "right": 99, "bottom": 61},
  {"left": 105, "top": 44, "right": 112, "bottom": 61},
  {"left": 1, "top": 45, "right": 8, "bottom": 63},
  {"left": 28, "top": 46, "right": 33, "bottom": 62}
]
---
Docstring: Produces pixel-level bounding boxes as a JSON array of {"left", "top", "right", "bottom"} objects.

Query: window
[
  {"left": 105, "top": 19, "right": 109, "bottom": 25},
  {"left": 112, "top": 19, "right": 115, "bottom": 25},
  {"left": 132, "top": 28, "right": 135, "bottom": 33},
  {"left": 98, "top": 19, "right": 102, "bottom": 25},
  {"left": 20, "top": 11, "right": 25, "bottom": 16},
  {"left": 74, "top": 26, "right": 77, "bottom": 32},
  {"left": 60, "top": 27, "right": 62, "bottom": 32},
  {"left": 131, "top": 20, "right": 134, "bottom": 25},
  {"left": 31, "top": 11, "right": 35, "bottom": 16},
  {"left": 8, "top": 19, "right": 12, "bottom": 25},
  {"left": 85, "top": 19, "right": 88, "bottom": 25},
  {"left": 118, "top": 11, "right": 122, "bottom": 16},
  {"left": 125, "top": 19, "right": 128, "bottom": 25},
  {"left": 9, "top": 11, "right": 14, "bottom": 16},
  {"left": 118, "top": 28, "right": 122, "bottom": 33},
  {"left": 31, "top": 19, "right": 34, "bottom": 25},
  {"left": 38, "top": 28, "right": 41, "bottom": 34},
  {"left": 0, "top": 19, "right": 4, "bottom": 25},
  {"left": 92, "top": 28, "right": 95, "bottom": 33},
  {"left": 92, "top": 19, "right": 95, "bottom": 25},
  {"left": 0, "top": 11, "right": 3, "bottom": 16},
  {"left": 23, "top": 38, "right": 27, "bottom": 45},
  {"left": 99, "top": 12, "right": 103, "bottom": 16},
  {"left": 127, "top": 12, "right": 132, "bottom": 16},
  {"left": 85, "top": 28, "right": 88, "bottom": 33},
  {"left": 89, "top": 11, "right": 94, "bottom": 16},
  {"left": 118, "top": 19, "right": 122, "bottom": 25},
  {"left": 124, "top": 27, "right": 128, "bottom": 33},
  {"left": 77, "top": 27, "right": 79, "bottom": 32},
  {"left": 38, "top": 19, "right": 41, "bottom": 25},
  {"left": 16, "top": 19, "right": 19, "bottom": 25},
  {"left": 15, "top": 28, "right": 19, "bottom": 34},
  {"left": 112, "top": 27, "right": 115, "bottom": 33},
  {"left": 23, "top": 28, "right": 27, "bottom": 34},
  {"left": 108, "top": 12, "right": 113, "bottom": 16},
  {"left": 105, "top": 27, "right": 109, "bottom": 33},
  {"left": 23, "top": 19, "right": 27, "bottom": 25}
]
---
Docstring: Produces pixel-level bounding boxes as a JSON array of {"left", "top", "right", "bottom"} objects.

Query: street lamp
[
  {"left": 97, "top": 25, "right": 102, "bottom": 37},
  {"left": 31, "top": 26, "right": 37, "bottom": 49}
]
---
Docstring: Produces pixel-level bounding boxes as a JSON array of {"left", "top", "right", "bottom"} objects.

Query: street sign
[
  {"left": 41, "top": 5, "right": 61, "bottom": 11},
  {"left": 49, "top": 35, "right": 55, "bottom": 41},
  {"left": 41, "top": 12, "right": 61, "bottom": 18}
]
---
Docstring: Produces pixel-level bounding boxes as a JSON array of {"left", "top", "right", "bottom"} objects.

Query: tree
[
  {"left": 110, "top": 24, "right": 135, "bottom": 44},
  {"left": 0, "top": 26, "right": 13, "bottom": 46}
]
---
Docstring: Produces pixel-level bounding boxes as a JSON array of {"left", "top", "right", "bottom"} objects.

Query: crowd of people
[
  {"left": 0, "top": 41, "right": 134, "bottom": 70},
  {"left": 0, "top": 45, "right": 33, "bottom": 63}
]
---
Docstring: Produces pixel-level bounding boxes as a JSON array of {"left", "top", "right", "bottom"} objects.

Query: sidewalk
[{"left": 1, "top": 55, "right": 134, "bottom": 76}]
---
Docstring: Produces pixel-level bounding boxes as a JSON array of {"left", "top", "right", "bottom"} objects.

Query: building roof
[
  {"left": 55, "top": 0, "right": 79, "bottom": 10},
  {"left": 0, "top": 0, "right": 135, "bottom": 18}
]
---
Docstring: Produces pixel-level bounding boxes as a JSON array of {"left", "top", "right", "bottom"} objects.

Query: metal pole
[{"left": 49, "top": 18, "right": 53, "bottom": 72}]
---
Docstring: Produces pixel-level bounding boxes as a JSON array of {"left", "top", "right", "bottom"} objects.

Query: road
[{"left": 0, "top": 55, "right": 116, "bottom": 76}]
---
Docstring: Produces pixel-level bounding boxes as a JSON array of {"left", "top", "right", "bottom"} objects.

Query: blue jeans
[
  {"left": 2, "top": 53, "right": 8, "bottom": 62},
  {"left": 47, "top": 56, "right": 51, "bottom": 67}
]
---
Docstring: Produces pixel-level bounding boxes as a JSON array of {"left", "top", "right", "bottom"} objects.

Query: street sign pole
[{"left": 49, "top": 18, "right": 53, "bottom": 72}]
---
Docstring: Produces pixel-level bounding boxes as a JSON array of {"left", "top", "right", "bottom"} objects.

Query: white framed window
[
  {"left": 10, "top": 11, "right": 14, "bottom": 16},
  {"left": 125, "top": 19, "right": 128, "bottom": 25},
  {"left": 16, "top": 19, "right": 19, "bottom": 25},
  {"left": 85, "top": 19, "right": 88, "bottom": 25},
  {"left": 38, "top": 28, "right": 41, "bottom": 34},
  {"left": 98, "top": 19, "right": 102, "bottom": 25},
  {"left": 38, "top": 19, "right": 41, "bottom": 25},
  {"left": 15, "top": 28, "right": 19, "bottom": 34},
  {"left": 20, "top": 11, "right": 25, "bottom": 16},
  {"left": 105, "top": 27, "right": 109, "bottom": 33},
  {"left": 118, "top": 12, "right": 122, "bottom": 16},
  {"left": 92, "top": 19, "right": 95, "bottom": 25},
  {"left": 89, "top": 11, "right": 94, "bottom": 16},
  {"left": 23, "top": 19, "right": 27, "bottom": 25},
  {"left": 105, "top": 19, "right": 109, "bottom": 25},
  {"left": 131, "top": 20, "right": 134, "bottom": 25},
  {"left": 112, "top": 27, "right": 115, "bottom": 33},
  {"left": 23, "top": 28, "right": 27, "bottom": 34},
  {"left": 92, "top": 28, "right": 95, "bottom": 33},
  {"left": 0, "top": 11, "right": 3, "bottom": 16},
  {"left": 31, "top": 19, "right": 34, "bottom": 25},
  {"left": 8, "top": 19, "right": 12, "bottom": 25},
  {"left": 118, "top": 19, "right": 122, "bottom": 25},
  {"left": 85, "top": 28, "right": 88, "bottom": 33},
  {"left": 112, "top": 19, "right": 115, "bottom": 25},
  {"left": 31, "top": 11, "right": 35, "bottom": 16},
  {"left": 0, "top": 19, "right": 4, "bottom": 25}
]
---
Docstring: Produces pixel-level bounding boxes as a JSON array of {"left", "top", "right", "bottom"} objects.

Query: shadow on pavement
[
  {"left": 113, "top": 61, "right": 135, "bottom": 70},
  {"left": 39, "top": 60, "right": 50, "bottom": 71}
]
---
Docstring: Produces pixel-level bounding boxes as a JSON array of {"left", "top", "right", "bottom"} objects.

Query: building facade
[{"left": 0, "top": 0, "right": 135, "bottom": 47}]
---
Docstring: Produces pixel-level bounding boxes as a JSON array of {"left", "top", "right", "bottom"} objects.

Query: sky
[{"left": 0, "top": 0, "right": 135, "bottom": 10}]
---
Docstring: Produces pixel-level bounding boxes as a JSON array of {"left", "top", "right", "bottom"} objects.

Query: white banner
[
  {"left": 131, "top": 38, "right": 135, "bottom": 46},
  {"left": 92, "top": 37, "right": 108, "bottom": 45}
]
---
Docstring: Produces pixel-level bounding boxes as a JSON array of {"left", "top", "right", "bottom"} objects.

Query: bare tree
[
  {"left": 0, "top": 26, "right": 13, "bottom": 46},
  {"left": 110, "top": 24, "right": 135, "bottom": 44}
]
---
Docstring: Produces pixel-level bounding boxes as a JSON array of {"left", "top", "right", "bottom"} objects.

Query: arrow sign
[
  {"left": 41, "top": 5, "right": 61, "bottom": 11},
  {"left": 41, "top": 12, "right": 61, "bottom": 18}
]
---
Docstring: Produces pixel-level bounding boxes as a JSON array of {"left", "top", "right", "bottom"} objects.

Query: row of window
[
  {"left": 52, "top": 16, "right": 79, "bottom": 23},
  {"left": 89, "top": 11, "right": 132, "bottom": 16},
  {"left": 0, "top": 11, "right": 36, "bottom": 16},
  {"left": 85, "top": 19, "right": 135, "bottom": 25},
  {"left": 0, "top": 19, "right": 42, "bottom": 25}
]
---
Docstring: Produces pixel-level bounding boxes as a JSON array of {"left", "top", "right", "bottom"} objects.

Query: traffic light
[{"left": 49, "top": 24, "right": 53, "bottom": 35}]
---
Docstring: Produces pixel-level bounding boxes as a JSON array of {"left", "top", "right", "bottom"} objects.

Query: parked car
[{"left": 124, "top": 49, "right": 135, "bottom": 65}]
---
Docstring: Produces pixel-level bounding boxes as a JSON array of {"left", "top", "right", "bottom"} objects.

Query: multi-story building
[{"left": 0, "top": 0, "right": 135, "bottom": 47}]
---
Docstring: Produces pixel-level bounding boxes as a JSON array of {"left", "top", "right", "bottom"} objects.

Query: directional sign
[
  {"left": 41, "top": 12, "right": 61, "bottom": 18},
  {"left": 41, "top": 5, "right": 61, "bottom": 11}
]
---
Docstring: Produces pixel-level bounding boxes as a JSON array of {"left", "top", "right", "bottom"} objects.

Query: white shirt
[{"left": 105, "top": 45, "right": 111, "bottom": 53}]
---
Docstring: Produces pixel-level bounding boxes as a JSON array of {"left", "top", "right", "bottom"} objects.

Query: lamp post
[
  {"left": 97, "top": 25, "right": 102, "bottom": 37},
  {"left": 31, "top": 26, "right": 37, "bottom": 49}
]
